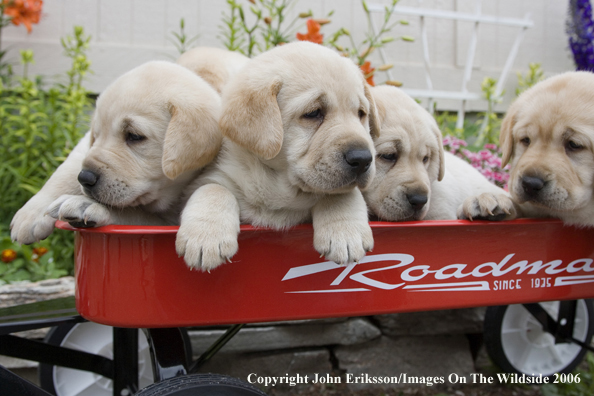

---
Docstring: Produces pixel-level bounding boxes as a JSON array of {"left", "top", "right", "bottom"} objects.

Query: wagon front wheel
[{"left": 39, "top": 322, "right": 191, "bottom": 396}]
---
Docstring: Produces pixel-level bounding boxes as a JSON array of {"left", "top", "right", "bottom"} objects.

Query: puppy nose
[
  {"left": 522, "top": 176, "right": 545, "bottom": 196},
  {"left": 78, "top": 170, "right": 99, "bottom": 188},
  {"left": 345, "top": 149, "right": 373, "bottom": 175},
  {"left": 407, "top": 194, "right": 428, "bottom": 210}
]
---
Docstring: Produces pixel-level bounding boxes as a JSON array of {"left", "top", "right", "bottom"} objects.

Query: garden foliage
[{"left": 0, "top": 25, "right": 93, "bottom": 283}]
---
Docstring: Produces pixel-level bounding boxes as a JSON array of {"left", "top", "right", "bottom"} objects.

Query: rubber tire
[
  {"left": 38, "top": 322, "right": 192, "bottom": 396},
  {"left": 134, "top": 374, "right": 268, "bottom": 396},
  {"left": 484, "top": 300, "right": 594, "bottom": 378}
]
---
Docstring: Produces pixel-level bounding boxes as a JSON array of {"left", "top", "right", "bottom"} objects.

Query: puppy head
[
  {"left": 82, "top": 61, "right": 222, "bottom": 211},
  {"left": 501, "top": 71, "right": 594, "bottom": 212},
  {"left": 176, "top": 47, "right": 250, "bottom": 94},
  {"left": 363, "top": 85, "right": 445, "bottom": 221},
  {"left": 219, "top": 41, "right": 379, "bottom": 193}
]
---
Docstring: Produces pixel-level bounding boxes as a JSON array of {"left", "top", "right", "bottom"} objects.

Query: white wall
[{"left": 1, "top": 0, "right": 575, "bottom": 111}]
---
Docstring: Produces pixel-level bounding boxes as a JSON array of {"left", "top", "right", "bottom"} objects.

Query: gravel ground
[{"left": 263, "top": 371, "right": 546, "bottom": 396}]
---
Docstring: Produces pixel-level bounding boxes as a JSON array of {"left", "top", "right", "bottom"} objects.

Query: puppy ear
[
  {"left": 432, "top": 124, "right": 446, "bottom": 182},
  {"left": 500, "top": 106, "right": 517, "bottom": 167},
  {"left": 364, "top": 84, "right": 381, "bottom": 138},
  {"left": 162, "top": 101, "right": 222, "bottom": 180},
  {"left": 219, "top": 69, "right": 284, "bottom": 160}
]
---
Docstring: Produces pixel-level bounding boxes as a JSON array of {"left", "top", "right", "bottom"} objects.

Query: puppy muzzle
[
  {"left": 344, "top": 148, "right": 373, "bottom": 175},
  {"left": 78, "top": 169, "right": 100, "bottom": 196},
  {"left": 344, "top": 147, "right": 375, "bottom": 190}
]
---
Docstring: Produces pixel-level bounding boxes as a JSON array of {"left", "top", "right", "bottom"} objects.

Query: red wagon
[{"left": 1, "top": 218, "right": 593, "bottom": 395}]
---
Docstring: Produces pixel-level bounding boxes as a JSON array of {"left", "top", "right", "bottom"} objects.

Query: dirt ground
[{"left": 265, "top": 376, "right": 544, "bottom": 396}]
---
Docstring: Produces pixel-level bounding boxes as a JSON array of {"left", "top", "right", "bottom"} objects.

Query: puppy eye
[
  {"left": 423, "top": 156, "right": 429, "bottom": 164},
  {"left": 358, "top": 109, "right": 366, "bottom": 119},
  {"left": 303, "top": 109, "right": 322, "bottom": 119},
  {"left": 520, "top": 137, "right": 531, "bottom": 146},
  {"left": 566, "top": 140, "right": 584, "bottom": 151},
  {"left": 126, "top": 132, "right": 145, "bottom": 143},
  {"left": 379, "top": 153, "right": 398, "bottom": 162}
]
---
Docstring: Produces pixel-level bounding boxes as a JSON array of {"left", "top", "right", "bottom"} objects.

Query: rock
[
  {"left": 373, "top": 308, "right": 486, "bottom": 336},
  {"left": 0, "top": 277, "right": 75, "bottom": 308},
  {"left": 335, "top": 335, "right": 475, "bottom": 390},
  {"left": 190, "top": 317, "right": 380, "bottom": 354},
  {"left": 0, "top": 276, "right": 75, "bottom": 339}
]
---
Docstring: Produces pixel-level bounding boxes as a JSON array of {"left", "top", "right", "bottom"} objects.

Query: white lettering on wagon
[{"left": 281, "top": 254, "right": 594, "bottom": 293}]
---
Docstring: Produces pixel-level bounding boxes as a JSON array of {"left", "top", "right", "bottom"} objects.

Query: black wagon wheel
[
  {"left": 484, "top": 299, "right": 594, "bottom": 378},
  {"left": 134, "top": 373, "right": 268, "bottom": 396},
  {"left": 38, "top": 322, "right": 191, "bottom": 396}
]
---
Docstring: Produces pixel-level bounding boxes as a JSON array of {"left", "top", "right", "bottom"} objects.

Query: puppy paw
[
  {"left": 457, "top": 193, "right": 517, "bottom": 221},
  {"left": 314, "top": 220, "right": 374, "bottom": 265},
  {"left": 176, "top": 223, "right": 239, "bottom": 272},
  {"left": 176, "top": 184, "right": 241, "bottom": 272},
  {"left": 47, "top": 195, "right": 112, "bottom": 228},
  {"left": 10, "top": 196, "right": 57, "bottom": 244}
]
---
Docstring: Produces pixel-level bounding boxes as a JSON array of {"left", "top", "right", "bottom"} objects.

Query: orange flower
[
  {"left": 1, "top": 249, "right": 17, "bottom": 263},
  {"left": 360, "top": 61, "right": 375, "bottom": 86},
  {"left": 296, "top": 19, "right": 323, "bottom": 45},
  {"left": 32, "top": 246, "right": 48, "bottom": 262},
  {"left": 33, "top": 247, "right": 48, "bottom": 256},
  {"left": 3, "top": 0, "right": 43, "bottom": 33}
]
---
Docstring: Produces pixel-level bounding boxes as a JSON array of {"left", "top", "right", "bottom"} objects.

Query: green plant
[
  {"left": 0, "top": 225, "right": 71, "bottom": 284},
  {"left": 472, "top": 63, "right": 544, "bottom": 149},
  {"left": 0, "top": 0, "right": 43, "bottom": 83},
  {"left": 219, "top": 0, "right": 247, "bottom": 53},
  {"left": 516, "top": 62, "right": 545, "bottom": 96},
  {"left": 219, "top": 0, "right": 322, "bottom": 57},
  {"left": 434, "top": 110, "right": 480, "bottom": 144},
  {"left": 169, "top": 18, "right": 199, "bottom": 55},
  {"left": 327, "top": 0, "right": 412, "bottom": 66},
  {"left": 326, "top": 0, "right": 412, "bottom": 85},
  {"left": 474, "top": 76, "right": 504, "bottom": 148},
  {"left": 542, "top": 353, "right": 594, "bottom": 396},
  {"left": 218, "top": 0, "right": 412, "bottom": 87},
  {"left": 0, "top": 26, "right": 93, "bottom": 283}
]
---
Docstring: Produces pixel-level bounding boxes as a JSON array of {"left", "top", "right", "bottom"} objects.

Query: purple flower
[{"left": 567, "top": 0, "right": 594, "bottom": 71}]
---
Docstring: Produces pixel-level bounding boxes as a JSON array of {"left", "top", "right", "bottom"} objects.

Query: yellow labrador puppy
[
  {"left": 365, "top": 85, "right": 514, "bottom": 221},
  {"left": 176, "top": 47, "right": 250, "bottom": 94},
  {"left": 10, "top": 61, "right": 222, "bottom": 243},
  {"left": 176, "top": 42, "right": 380, "bottom": 271},
  {"left": 499, "top": 71, "right": 594, "bottom": 226}
]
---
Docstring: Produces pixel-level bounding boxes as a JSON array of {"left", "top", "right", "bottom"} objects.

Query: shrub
[{"left": 0, "top": 26, "right": 93, "bottom": 284}]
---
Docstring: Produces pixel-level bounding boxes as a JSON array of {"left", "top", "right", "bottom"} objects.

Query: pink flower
[{"left": 442, "top": 137, "right": 510, "bottom": 188}]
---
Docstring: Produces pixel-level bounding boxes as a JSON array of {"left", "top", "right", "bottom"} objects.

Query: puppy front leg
[
  {"left": 10, "top": 132, "right": 91, "bottom": 244},
  {"left": 312, "top": 189, "right": 373, "bottom": 265},
  {"left": 47, "top": 195, "right": 170, "bottom": 227},
  {"left": 47, "top": 195, "right": 112, "bottom": 227},
  {"left": 176, "top": 184, "right": 240, "bottom": 271}
]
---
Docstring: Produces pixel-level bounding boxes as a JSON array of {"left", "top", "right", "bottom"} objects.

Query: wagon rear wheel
[
  {"left": 134, "top": 374, "right": 268, "bottom": 395},
  {"left": 484, "top": 300, "right": 594, "bottom": 378}
]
